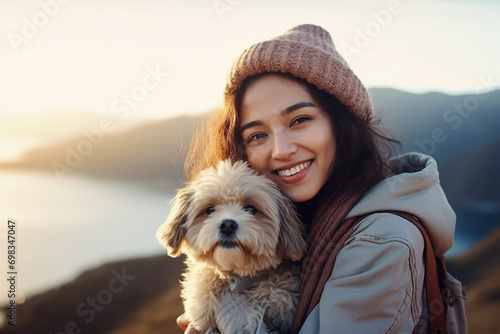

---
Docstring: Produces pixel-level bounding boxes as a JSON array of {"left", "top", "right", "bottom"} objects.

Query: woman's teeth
[{"left": 277, "top": 161, "right": 311, "bottom": 177}]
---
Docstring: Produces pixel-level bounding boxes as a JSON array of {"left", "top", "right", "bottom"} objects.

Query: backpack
[{"left": 362, "top": 211, "right": 468, "bottom": 334}]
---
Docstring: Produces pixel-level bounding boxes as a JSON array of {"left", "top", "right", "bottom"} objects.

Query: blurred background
[{"left": 0, "top": 0, "right": 499, "bottom": 333}]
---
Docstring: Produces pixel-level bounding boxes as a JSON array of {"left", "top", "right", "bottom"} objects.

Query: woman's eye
[
  {"left": 291, "top": 116, "right": 311, "bottom": 126},
  {"left": 206, "top": 206, "right": 215, "bottom": 215},
  {"left": 247, "top": 133, "right": 267, "bottom": 143},
  {"left": 243, "top": 205, "right": 257, "bottom": 215}
]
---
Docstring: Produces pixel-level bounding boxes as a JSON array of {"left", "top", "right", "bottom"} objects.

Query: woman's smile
[
  {"left": 275, "top": 160, "right": 313, "bottom": 185},
  {"left": 276, "top": 160, "right": 311, "bottom": 177}
]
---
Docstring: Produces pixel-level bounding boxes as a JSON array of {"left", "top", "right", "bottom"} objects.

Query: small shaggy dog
[{"left": 156, "top": 160, "right": 306, "bottom": 333}]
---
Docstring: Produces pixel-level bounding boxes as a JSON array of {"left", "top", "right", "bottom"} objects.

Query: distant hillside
[
  {"left": 372, "top": 88, "right": 500, "bottom": 161},
  {"left": 0, "top": 115, "right": 198, "bottom": 187},
  {"left": 0, "top": 255, "right": 185, "bottom": 334},
  {"left": 2, "top": 226, "right": 499, "bottom": 334},
  {"left": 1, "top": 89, "right": 499, "bottom": 203},
  {"left": 447, "top": 226, "right": 500, "bottom": 334},
  {"left": 371, "top": 88, "right": 500, "bottom": 204}
]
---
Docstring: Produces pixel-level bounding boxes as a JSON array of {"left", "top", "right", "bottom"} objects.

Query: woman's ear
[
  {"left": 274, "top": 192, "right": 307, "bottom": 261},
  {"left": 156, "top": 185, "right": 193, "bottom": 257}
]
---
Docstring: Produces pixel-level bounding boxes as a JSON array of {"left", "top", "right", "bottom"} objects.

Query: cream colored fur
[{"left": 156, "top": 160, "right": 306, "bottom": 333}]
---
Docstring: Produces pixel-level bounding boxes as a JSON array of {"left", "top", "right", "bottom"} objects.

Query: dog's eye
[
  {"left": 243, "top": 205, "right": 257, "bottom": 215},
  {"left": 206, "top": 206, "right": 215, "bottom": 215}
]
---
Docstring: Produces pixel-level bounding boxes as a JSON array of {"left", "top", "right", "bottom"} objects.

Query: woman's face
[{"left": 240, "top": 74, "right": 336, "bottom": 203}]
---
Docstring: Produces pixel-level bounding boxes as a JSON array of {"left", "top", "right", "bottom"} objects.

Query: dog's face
[{"left": 156, "top": 160, "right": 306, "bottom": 277}]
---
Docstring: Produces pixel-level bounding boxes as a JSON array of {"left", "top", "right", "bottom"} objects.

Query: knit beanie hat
[{"left": 225, "top": 24, "right": 374, "bottom": 121}]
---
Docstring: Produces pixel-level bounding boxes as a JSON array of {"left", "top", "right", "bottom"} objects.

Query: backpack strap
[{"left": 374, "top": 210, "right": 448, "bottom": 334}]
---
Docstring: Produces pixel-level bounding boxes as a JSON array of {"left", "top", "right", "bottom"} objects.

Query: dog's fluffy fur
[{"left": 156, "top": 160, "right": 306, "bottom": 333}]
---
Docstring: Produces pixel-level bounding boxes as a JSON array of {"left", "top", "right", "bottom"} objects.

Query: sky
[{"left": 0, "top": 0, "right": 499, "bottom": 121}]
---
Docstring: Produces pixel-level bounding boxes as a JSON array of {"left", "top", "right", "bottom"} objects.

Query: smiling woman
[{"left": 179, "top": 23, "right": 461, "bottom": 334}]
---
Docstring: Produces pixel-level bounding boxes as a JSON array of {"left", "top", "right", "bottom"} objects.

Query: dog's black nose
[{"left": 219, "top": 219, "right": 238, "bottom": 236}]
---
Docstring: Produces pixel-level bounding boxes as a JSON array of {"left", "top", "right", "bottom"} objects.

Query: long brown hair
[{"left": 184, "top": 73, "right": 399, "bottom": 204}]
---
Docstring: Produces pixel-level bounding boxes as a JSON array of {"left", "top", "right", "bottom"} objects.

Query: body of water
[
  {"left": 0, "top": 170, "right": 173, "bottom": 301},
  {"left": 450, "top": 202, "right": 500, "bottom": 257}
]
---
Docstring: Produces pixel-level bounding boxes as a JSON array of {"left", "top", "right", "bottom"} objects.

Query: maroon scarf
[{"left": 291, "top": 191, "right": 365, "bottom": 333}]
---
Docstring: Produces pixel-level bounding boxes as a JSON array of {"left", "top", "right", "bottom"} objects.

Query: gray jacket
[{"left": 216, "top": 153, "right": 456, "bottom": 333}]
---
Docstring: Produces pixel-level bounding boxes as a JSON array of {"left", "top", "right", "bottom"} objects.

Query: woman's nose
[{"left": 271, "top": 131, "right": 297, "bottom": 160}]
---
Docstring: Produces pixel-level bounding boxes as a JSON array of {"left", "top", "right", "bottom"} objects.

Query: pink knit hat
[{"left": 225, "top": 24, "right": 374, "bottom": 121}]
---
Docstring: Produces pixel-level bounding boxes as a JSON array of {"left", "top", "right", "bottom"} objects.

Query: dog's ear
[
  {"left": 156, "top": 185, "right": 193, "bottom": 257},
  {"left": 275, "top": 195, "right": 307, "bottom": 261}
]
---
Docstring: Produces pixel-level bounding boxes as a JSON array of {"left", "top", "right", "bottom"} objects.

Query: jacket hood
[{"left": 346, "top": 152, "right": 456, "bottom": 257}]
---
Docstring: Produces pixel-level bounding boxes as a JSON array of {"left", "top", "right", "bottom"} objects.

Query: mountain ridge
[{"left": 2, "top": 88, "right": 499, "bottom": 203}]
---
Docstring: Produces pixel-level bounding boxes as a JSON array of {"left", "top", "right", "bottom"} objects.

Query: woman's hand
[{"left": 177, "top": 314, "right": 200, "bottom": 334}]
